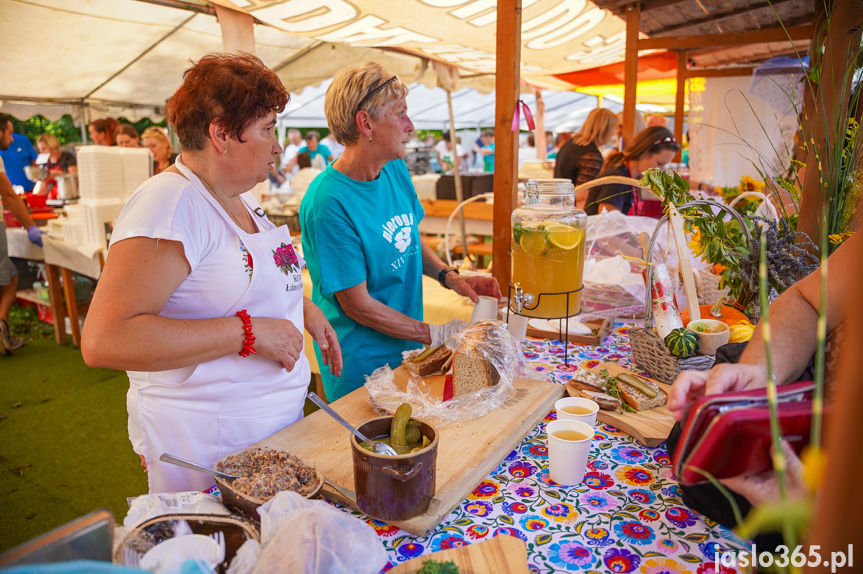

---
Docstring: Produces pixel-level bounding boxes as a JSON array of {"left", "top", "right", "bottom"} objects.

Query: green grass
[{"left": 0, "top": 308, "right": 148, "bottom": 553}]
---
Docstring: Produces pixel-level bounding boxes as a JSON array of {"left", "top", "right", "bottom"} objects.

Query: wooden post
[
  {"left": 622, "top": 3, "right": 641, "bottom": 143},
  {"left": 673, "top": 51, "right": 687, "bottom": 163},
  {"left": 492, "top": 0, "right": 521, "bottom": 294},
  {"left": 446, "top": 90, "right": 471, "bottom": 265}
]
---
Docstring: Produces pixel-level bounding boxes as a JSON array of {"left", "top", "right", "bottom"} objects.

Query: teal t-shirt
[
  {"left": 298, "top": 144, "right": 332, "bottom": 169},
  {"left": 300, "top": 159, "right": 424, "bottom": 401}
]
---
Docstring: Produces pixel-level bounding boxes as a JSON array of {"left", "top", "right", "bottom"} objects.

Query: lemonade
[{"left": 512, "top": 221, "right": 586, "bottom": 318}]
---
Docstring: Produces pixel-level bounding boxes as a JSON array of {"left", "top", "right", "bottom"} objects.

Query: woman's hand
[
  {"left": 304, "top": 298, "right": 343, "bottom": 377},
  {"left": 446, "top": 273, "right": 501, "bottom": 302},
  {"left": 252, "top": 316, "right": 305, "bottom": 371},
  {"left": 720, "top": 440, "right": 807, "bottom": 506},
  {"left": 668, "top": 363, "right": 768, "bottom": 420}
]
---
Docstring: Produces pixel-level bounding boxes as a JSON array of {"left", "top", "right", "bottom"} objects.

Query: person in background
[
  {"left": 88, "top": 118, "right": 119, "bottom": 146},
  {"left": 553, "top": 108, "right": 618, "bottom": 209},
  {"left": 518, "top": 132, "right": 537, "bottom": 165},
  {"left": 322, "top": 131, "right": 345, "bottom": 160},
  {"left": 289, "top": 152, "right": 321, "bottom": 197},
  {"left": 115, "top": 124, "right": 141, "bottom": 148},
  {"left": 647, "top": 114, "right": 669, "bottom": 128},
  {"left": 301, "top": 62, "right": 500, "bottom": 402},
  {"left": 81, "top": 52, "right": 341, "bottom": 493},
  {"left": 585, "top": 126, "right": 680, "bottom": 217},
  {"left": 286, "top": 130, "right": 333, "bottom": 172},
  {"left": 435, "top": 132, "right": 467, "bottom": 173},
  {"left": 546, "top": 132, "right": 571, "bottom": 160},
  {"left": 141, "top": 126, "right": 178, "bottom": 174},
  {"left": 471, "top": 130, "right": 494, "bottom": 172},
  {"left": 0, "top": 121, "right": 37, "bottom": 193},
  {"left": 281, "top": 128, "right": 303, "bottom": 175},
  {"left": 0, "top": 114, "right": 43, "bottom": 354},
  {"left": 35, "top": 134, "right": 77, "bottom": 199},
  {"left": 614, "top": 110, "right": 647, "bottom": 152},
  {"left": 545, "top": 130, "right": 555, "bottom": 154}
]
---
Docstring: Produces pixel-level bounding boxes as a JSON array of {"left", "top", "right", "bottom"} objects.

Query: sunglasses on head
[{"left": 356, "top": 76, "right": 399, "bottom": 112}]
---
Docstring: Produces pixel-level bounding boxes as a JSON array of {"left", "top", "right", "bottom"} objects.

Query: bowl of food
[
  {"left": 214, "top": 447, "right": 323, "bottom": 521},
  {"left": 686, "top": 318, "right": 730, "bottom": 356}
]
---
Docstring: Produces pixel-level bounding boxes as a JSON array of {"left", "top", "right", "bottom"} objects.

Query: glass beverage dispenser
[{"left": 511, "top": 179, "right": 587, "bottom": 318}]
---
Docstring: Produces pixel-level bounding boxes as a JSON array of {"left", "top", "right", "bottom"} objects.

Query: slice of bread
[
  {"left": 574, "top": 389, "right": 622, "bottom": 411},
  {"left": 452, "top": 352, "right": 501, "bottom": 396},
  {"left": 403, "top": 345, "right": 452, "bottom": 377},
  {"left": 571, "top": 370, "right": 607, "bottom": 392},
  {"left": 618, "top": 379, "right": 667, "bottom": 411}
]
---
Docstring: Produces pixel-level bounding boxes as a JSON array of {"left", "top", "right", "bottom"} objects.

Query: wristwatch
[{"left": 437, "top": 266, "right": 459, "bottom": 289}]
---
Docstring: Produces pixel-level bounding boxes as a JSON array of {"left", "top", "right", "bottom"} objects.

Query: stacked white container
[{"left": 73, "top": 146, "right": 152, "bottom": 249}]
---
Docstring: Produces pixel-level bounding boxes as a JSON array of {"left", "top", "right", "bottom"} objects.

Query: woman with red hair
[
  {"left": 88, "top": 117, "right": 119, "bottom": 146},
  {"left": 83, "top": 53, "right": 342, "bottom": 493}
]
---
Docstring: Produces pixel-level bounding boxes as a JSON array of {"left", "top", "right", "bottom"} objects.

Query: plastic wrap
[
  {"left": 365, "top": 320, "right": 529, "bottom": 427},
  {"left": 251, "top": 491, "right": 386, "bottom": 574},
  {"left": 123, "top": 491, "right": 231, "bottom": 528}
]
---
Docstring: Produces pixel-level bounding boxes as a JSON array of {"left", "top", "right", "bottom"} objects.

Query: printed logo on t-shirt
[{"left": 381, "top": 212, "right": 415, "bottom": 253}]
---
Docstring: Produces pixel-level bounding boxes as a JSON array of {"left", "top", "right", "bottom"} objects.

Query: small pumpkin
[
  {"left": 664, "top": 328, "right": 700, "bottom": 358},
  {"left": 729, "top": 323, "right": 756, "bottom": 343},
  {"left": 680, "top": 304, "right": 750, "bottom": 328}
]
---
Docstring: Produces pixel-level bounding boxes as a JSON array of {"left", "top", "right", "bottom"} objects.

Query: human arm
[
  {"left": 0, "top": 173, "right": 36, "bottom": 230},
  {"left": 668, "top": 232, "right": 858, "bottom": 419},
  {"left": 81, "top": 236, "right": 304, "bottom": 372},
  {"left": 303, "top": 297, "right": 342, "bottom": 376},
  {"left": 420, "top": 240, "right": 501, "bottom": 302},
  {"left": 335, "top": 281, "right": 432, "bottom": 345}
]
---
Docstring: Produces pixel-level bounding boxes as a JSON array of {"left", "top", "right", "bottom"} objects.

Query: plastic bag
[
  {"left": 365, "top": 320, "right": 524, "bottom": 427},
  {"left": 251, "top": 491, "right": 386, "bottom": 574},
  {"left": 123, "top": 491, "right": 230, "bottom": 529}
]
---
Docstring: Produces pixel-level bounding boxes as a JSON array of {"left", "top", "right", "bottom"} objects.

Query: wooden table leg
[
  {"left": 60, "top": 267, "right": 81, "bottom": 347},
  {"left": 44, "top": 263, "right": 67, "bottom": 345}
]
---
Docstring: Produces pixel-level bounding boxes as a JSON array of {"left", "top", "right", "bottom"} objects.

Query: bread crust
[
  {"left": 403, "top": 345, "right": 453, "bottom": 377},
  {"left": 617, "top": 379, "right": 667, "bottom": 410}
]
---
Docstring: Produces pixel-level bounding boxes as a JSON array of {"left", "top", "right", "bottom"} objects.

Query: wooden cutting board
[
  {"left": 566, "top": 362, "right": 676, "bottom": 447},
  {"left": 257, "top": 367, "right": 564, "bottom": 536},
  {"left": 388, "top": 534, "right": 529, "bottom": 574},
  {"left": 524, "top": 317, "right": 613, "bottom": 346}
]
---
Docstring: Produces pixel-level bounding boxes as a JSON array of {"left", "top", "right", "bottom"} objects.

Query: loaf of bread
[
  {"left": 451, "top": 320, "right": 507, "bottom": 397},
  {"left": 402, "top": 345, "right": 452, "bottom": 377}
]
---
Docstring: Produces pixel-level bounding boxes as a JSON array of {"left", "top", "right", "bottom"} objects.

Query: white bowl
[{"left": 687, "top": 319, "right": 730, "bottom": 356}]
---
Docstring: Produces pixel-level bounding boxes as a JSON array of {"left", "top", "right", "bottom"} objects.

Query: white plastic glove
[{"left": 429, "top": 319, "right": 469, "bottom": 349}]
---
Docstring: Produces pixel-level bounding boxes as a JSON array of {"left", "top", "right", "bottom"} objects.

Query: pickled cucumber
[{"left": 390, "top": 403, "right": 412, "bottom": 454}]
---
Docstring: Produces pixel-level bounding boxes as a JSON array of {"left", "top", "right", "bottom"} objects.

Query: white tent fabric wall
[{"left": 688, "top": 76, "right": 797, "bottom": 188}]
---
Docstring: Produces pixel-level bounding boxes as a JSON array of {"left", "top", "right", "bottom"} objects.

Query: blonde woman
[
  {"left": 553, "top": 108, "right": 618, "bottom": 208},
  {"left": 35, "top": 134, "right": 77, "bottom": 199},
  {"left": 300, "top": 62, "right": 499, "bottom": 402},
  {"left": 615, "top": 110, "right": 647, "bottom": 151},
  {"left": 141, "top": 126, "right": 177, "bottom": 174}
]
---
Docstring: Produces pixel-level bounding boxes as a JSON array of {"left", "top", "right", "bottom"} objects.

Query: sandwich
[
  {"left": 403, "top": 344, "right": 453, "bottom": 377},
  {"left": 571, "top": 369, "right": 666, "bottom": 412}
]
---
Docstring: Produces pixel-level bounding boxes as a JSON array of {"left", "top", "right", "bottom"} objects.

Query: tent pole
[
  {"left": 493, "top": 0, "right": 521, "bottom": 292},
  {"left": 80, "top": 102, "right": 88, "bottom": 144},
  {"left": 673, "top": 51, "right": 687, "bottom": 163},
  {"left": 446, "top": 90, "right": 471, "bottom": 267},
  {"left": 622, "top": 3, "right": 640, "bottom": 143}
]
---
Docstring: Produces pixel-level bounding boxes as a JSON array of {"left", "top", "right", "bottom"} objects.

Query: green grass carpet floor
[{"left": 0, "top": 314, "right": 148, "bottom": 552}]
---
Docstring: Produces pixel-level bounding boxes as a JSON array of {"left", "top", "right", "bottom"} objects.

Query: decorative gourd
[
  {"left": 664, "top": 328, "right": 700, "bottom": 358},
  {"left": 680, "top": 305, "right": 750, "bottom": 328},
  {"left": 729, "top": 323, "right": 756, "bottom": 343}
]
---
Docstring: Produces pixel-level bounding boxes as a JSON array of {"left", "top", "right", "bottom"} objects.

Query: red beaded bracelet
[{"left": 236, "top": 309, "right": 256, "bottom": 357}]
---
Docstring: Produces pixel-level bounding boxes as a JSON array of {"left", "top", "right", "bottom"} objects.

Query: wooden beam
[
  {"left": 638, "top": 24, "right": 813, "bottom": 50},
  {"left": 673, "top": 51, "right": 686, "bottom": 163},
  {"left": 622, "top": 3, "right": 641, "bottom": 144},
  {"left": 684, "top": 66, "right": 757, "bottom": 78},
  {"left": 604, "top": 0, "right": 685, "bottom": 15},
  {"left": 651, "top": 0, "right": 799, "bottom": 36},
  {"left": 492, "top": 0, "right": 521, "bottom": 293}
]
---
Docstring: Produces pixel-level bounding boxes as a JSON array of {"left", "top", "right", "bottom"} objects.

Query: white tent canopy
[{"left": 0, "top": 0, "right": 630, "bottom": 123}]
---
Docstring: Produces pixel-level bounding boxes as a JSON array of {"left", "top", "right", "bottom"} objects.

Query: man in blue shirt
[{"left": 0, "top": 126, "right": 37, "bottom": 192}]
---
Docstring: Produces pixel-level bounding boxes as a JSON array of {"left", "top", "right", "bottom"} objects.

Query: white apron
[{"left": 137, "top": 160, "right": 310, "bottom": 493}]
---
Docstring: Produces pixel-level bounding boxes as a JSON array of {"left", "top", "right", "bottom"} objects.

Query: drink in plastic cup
[
  {"left": 546, "top": 419, "right": 593, "bottom": 486},
  {"left": 555, "top": 397, "right": 599, "bottom": 427},
  {"left": 470, "top": 295, "right": 498, "bottom": 323}
]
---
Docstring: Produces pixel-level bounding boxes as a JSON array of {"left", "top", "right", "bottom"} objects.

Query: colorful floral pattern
[
  {"left": 271, "top": 242, "right": 298, "bottom": 275},
  {"left": 240, "top": 243, "right": 253, "bottom": 279},
  {"left": 331, "top": 324, "right": 748, "bottom": 573}
]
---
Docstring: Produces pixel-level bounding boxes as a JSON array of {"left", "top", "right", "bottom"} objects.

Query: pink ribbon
[{"left": 511, "top": 99, "right": 535, "bottom": 132}]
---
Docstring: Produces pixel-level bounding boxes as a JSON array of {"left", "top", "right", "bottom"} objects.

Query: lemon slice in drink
[
  {"left": 545, "top": 224, "right": 583, "bottom": 250},
  {"left": 519, "top": 229, "right": 548, "bottom": 255}
]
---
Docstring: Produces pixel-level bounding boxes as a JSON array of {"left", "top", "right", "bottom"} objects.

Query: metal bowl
[
  {"left": 24, "top": 165, "right": 47, "bottom": 182},
  {"left": 214, "top": 448, "right": 324, "bottom": 522}
]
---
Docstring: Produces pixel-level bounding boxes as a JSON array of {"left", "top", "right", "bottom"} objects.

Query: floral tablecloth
[{"left": 346, "top": 323, "right": 749, "bottom": 573}]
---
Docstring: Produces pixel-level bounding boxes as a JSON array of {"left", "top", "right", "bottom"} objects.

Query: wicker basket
[
  {"left": 630, "top": 200, "right": 753, "bottom": 385},
  {"left": 266, "top": 212, "right": 301, "bottom": 233},
  {"left": 693, "top": 267, "right": 728, "bottom": 306}
]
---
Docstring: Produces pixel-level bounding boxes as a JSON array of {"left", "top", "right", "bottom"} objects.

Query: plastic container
[{"left": 511, "top": 179, "right": 587, "bottom": 318}]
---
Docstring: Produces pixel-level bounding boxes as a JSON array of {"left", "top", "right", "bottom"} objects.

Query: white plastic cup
[
  {"left": 546, "top": 419, "right": 593, "bottom": 486},
  {"left": 555, "top": 397, "right": 599, "bottom": 427},
  {"left": 507, "top": 313, "right": 529, "bottom": 340},
  {"left": 470, "top": 295, "right": 498, "bottom": 324}
]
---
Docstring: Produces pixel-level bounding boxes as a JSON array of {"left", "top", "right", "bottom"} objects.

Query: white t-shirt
[
  {"left": 434, "top": 140, "right": 465, "bottom": 167},
  {"left": 281, "top": 142, "right": 302, "bottom": 175}
]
